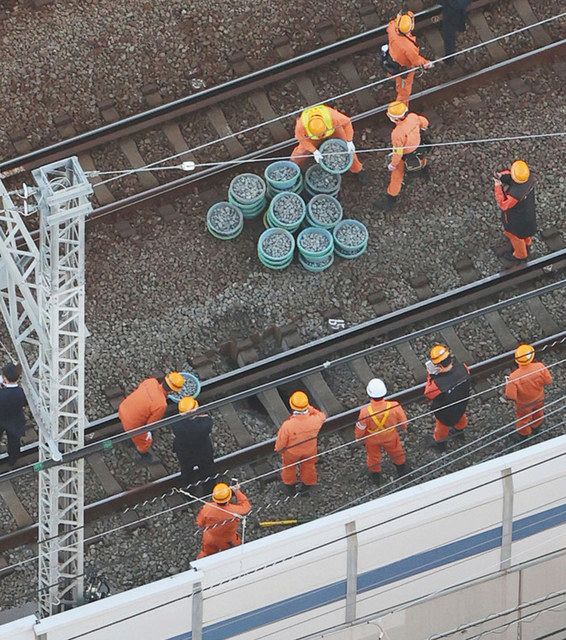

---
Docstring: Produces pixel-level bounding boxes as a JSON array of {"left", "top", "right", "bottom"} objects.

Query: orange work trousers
[
  {"left": 504, "top": 231, "right": 532, "bottom": 260},
  {"left": 387, "top": 161, "right": 405, "bottom": 196},
  {"left": 434, "top": 414, "right": 468, "bottom": 442},
  {"left": 515, "top": 401, "right": 544, "bottom": 436},
  {"left": 123, "top": 427, "right": 153, "bottom": 454},
  {"left": 395, "top": 71, "right": 415, "bottom": 106},
  {"left": 364, "top": 430, "right": 406, "bottom": 473},
  {"left": 280, "top": 451, "right": 318, "bottom": 486},
  {"left": 197, "top": 533, "right": 241, "bottom": 559},
  {"left": 290, "top": 142, "right": 363, "bottom": 173}
]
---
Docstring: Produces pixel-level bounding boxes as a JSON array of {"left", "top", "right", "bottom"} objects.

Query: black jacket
[
  {"left": 172, "top": 414, "right": 213, "bottom": 458},
  {"left": 500, "top": 175, "right": 537, "bottom": 238},
  {"left": 0, "top": 385, "right": 28, "bottom": 435},
  {"left": 430, "top": 360, "right": 471, "bottom": 426}
]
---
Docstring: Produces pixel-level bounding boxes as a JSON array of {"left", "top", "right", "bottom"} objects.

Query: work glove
[
  {"left": 387, "top": 162, "right": 396, "bottom": 172},
  {"left": 346, "top": 141, "right": 356, "bottom": 154},
  {"left": 313, "top": 150, "right": 323, "bottom": 164},
  {"left": 423, "top": 61, "right": 434, "bottom": 70}
]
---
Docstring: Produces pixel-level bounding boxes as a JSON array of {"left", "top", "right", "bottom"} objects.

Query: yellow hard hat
[
  {"left": 515, "top": 344, "right": 535, "bottom": 365},
  {"left": 165, "top": 371, "right": 185, "bottom": 392},
  {"left": 212, "top": 483, "right": 232, "bottom": 504},
  {"left": 308, "top": 114, "right": 328, "bottom": 138},
  {"left": 396, "top": 12, "right": 415, "bottom": 34},
  {"left": 387, "top": 101, "right": 408, "bottom": 120},
  {"left": 511, "top": 160, "right": 530, "bottom": 184},
  {"left": 430, "top": 344, "right": 451, "bottom": 365},
  {"left": 178, "top": 396, "right": 199, "bottom": 413},
  {"left": 290, "top": 391, "right": 309, "bottom": 411}
]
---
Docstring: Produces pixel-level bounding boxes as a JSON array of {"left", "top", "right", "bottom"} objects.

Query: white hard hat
[{"left": 366, "top": 378, "right": 387, "bottom": 398}]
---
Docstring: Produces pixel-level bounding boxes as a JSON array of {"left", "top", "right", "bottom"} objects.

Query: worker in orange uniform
[
  {"left": 424, "top": 345, "right": 471, "bottom": 451},
  {"left": 196, "top": 482, "right": 251, "bottom": 559},
  {"left": 291, "top": 104, "right": 368, "bottom": 183},
  {"left": 493, "top": 160, "right": 537, "bottom": 264},
  {"left": 375, "top": 101, "right": 430, "bottom": 212},
  {"left": 385, "top": 11, "right": 432, "bottom": 106},
  {"left": 355, "top": 378, "right": 410, "bottom": 485},
  {"left": 275, "top": 391, "right": 326, "bottom": 495},
  {"left": 504, "top": 344, "right": 552, "bottom": 441},
  {"left": 118, "top": 371, "right": 185, "bottom": 462}
]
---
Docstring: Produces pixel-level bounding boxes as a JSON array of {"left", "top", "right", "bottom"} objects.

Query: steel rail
[{"left": 1, "top": 330, "right": 564, "bottom": 554}]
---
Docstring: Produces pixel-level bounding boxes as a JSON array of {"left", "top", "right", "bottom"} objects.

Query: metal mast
[{"left": 0, "top": 157, "right": 92, "bottom": 616}]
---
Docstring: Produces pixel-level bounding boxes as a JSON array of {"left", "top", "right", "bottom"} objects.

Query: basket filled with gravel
[
  {"left": 264, "top": 161, "right": 302, "bottom": 193},
  {"left": 257, "top": 228, "right": 295, "bottom": 270},
  {"left": 206, "top": 202, "right": 244, "bottom": 240},
  {"left": 297, "top": 227, "right": 334, "bottom": 272},
  {"left": 306, "top": 194, "right": 343, "bottom": 230},
  {"left": 304, "top": 164, "right": 341, "bottom": 198},
  {"left": 167, "top": 371, "right": 202, "bottom": 402},
  {"left": 228, "top": 173, "right": 267, "bottom": 219},
  {"left": 267, "top": 192, "right": 306, "bottom": 232},
  {"left": 319, "top": 138, "right": 353, "bottom": 174},
  {"left": 333, "top": 219, "right": 369, "bottom": 259}
]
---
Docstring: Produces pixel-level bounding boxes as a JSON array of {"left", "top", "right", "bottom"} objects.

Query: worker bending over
[
  {"left": 504, "top": 344, "right": 552, "bottom": 441},
  {"left": 118, "top": 371, "right": 185, "bottom": 462},
  {"left": 355, "top": 378, "right": 410, "bottom": 485},
  {"left": 376, "top": 101, "right": 429, "bottom": 212},
  {"left": 291, "top": 104, "right": 367, "bottom": 182},
  {"left": 439, "top": 1, "right": 471, "bottom": 61},
  {"left": 275, "top": 391, "right": 326, "bottom": 495},
  {"left": 173, "top": 396, "right": 215, "bottom": 496},
  {"left": 493, "top": 160, "right": 537, "bottom": 264},
  {"left": 196, "top": 482, "right": 251, "bottom": 558},
  {"left": 385, "top": 11, "right": 432, "bottom": 105},
  {"left": 424, "top": 345, "right": 471, "bottom": 451}
]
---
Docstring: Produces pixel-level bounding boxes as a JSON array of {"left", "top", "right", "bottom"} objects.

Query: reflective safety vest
[
  {"left": 301, "top": 105, "right": 335, "bottom": 140},
  {"left": 366, "top": 401, "right": 392, "bottom": 433}
]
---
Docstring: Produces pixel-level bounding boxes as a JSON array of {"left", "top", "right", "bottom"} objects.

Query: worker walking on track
[
  {"left": 173, "top": 397, "right": 215, "bottom": 495},
  {"left": 493, "top": 160, "right": 537, "bottom": 264},
  {"left": 275, "top": 391, "right": 326, "bottom": 495},
  {"left": 439, "top": 1, "right": 471, "bottom": 61},
  {"left": 424, "top": 345, "right": 471, "bottom": 451},
  {"left": 291, "top": 104, "right": 367, "bottom": 183},
  {"left": 504, "top": 344, "right": 552, "bottom": 442},
  {"left": 0, "top": 363, "right": 28, "bottom": 470},
  {"left": 385, "top": 11, "right": 432, "bottom": 105},
  {"left": 355, "top": 378, "right": 410, "bottom": 485},
  {"left": 196, "top": 482, "right": 251, "bottom": 559},
  {"left": 118, "top": 371, "right": 185, "bottom": 462},
  {"left": 375, "top": 101, "right": 429, "bottom": 212}
]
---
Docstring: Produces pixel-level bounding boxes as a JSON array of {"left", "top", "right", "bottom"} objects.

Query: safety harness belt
[{"left": 367, "top": 401, "right": 391, "bottom": 432}]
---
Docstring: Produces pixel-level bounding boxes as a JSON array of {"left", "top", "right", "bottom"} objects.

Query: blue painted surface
[{"left": 170, "top": 502, "right": 565, "bottom": 640}]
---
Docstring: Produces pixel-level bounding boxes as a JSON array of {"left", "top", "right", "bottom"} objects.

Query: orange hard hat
[
  {"left": 212, "top": 483, "right": 232, "bottom": 504},
  {"left": 396, "top": 11, "right": 415, "bottom": 34},
  {"left": 430, "top": 344, "right": 451, "bottom": 365},
  {"left": 387, "top": 101, "right": 408, "bottom": 120},
  {"left": 511, "top": 160, "right": 530, "bottom": 184},
  {"left": 308, "top": 114, "right": 328, "bottom": 137},
  {"left": 165, "top": 371, "right": 185, "bottom": 392},
  {"left": 178, "top": 396, "right": 199, "bottom": 413},
  {"left": 515, "top": 344, "right": 535, "bottom": 365},
  {"left": 289, "top": 391, "right": 309, "bottom": 411}
]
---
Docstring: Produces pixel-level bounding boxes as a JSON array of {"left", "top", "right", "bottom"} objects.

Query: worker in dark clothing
[
  {"left": 440, "top": 1, "right": 471, "bottom": 61},
  {"left": 494, "top": 160, "right": 537, "bottom": 263},
  {"left": 0, "top": 363, "right": 28, "bottom": 469},
  {"left": 173, "top": 396, "right": 215, "bottom": 495},
  {"left": 424, "top": 345, "right": 471, "bottom": 451}
]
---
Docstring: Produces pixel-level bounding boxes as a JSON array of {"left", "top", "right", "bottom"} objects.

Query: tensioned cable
[{"left": 89, "top": 13, "right": 566, "bottom": 186}]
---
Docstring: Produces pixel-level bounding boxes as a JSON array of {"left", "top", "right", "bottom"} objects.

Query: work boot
[
  {"left": 452, "top": 429, "right": 466, "bottom": 440},
  {"left": 139, "top": 451, "right": 156, "bottom": 464},
  {"left": 432, "top": 440, "right": 447, "bottom": 452},
  {"left": 373, "top": 194, "right": 397, "bottom": 212},
  {"left": 284, "top": 483, "right": 297, "bottom": 496},
  {"left": 510, "top": 431, "right": 529, "bottom": 444},
  {"left": 394, "top": 463, "right": 410, "bottom": 478},
  {"left": 370, "top": 472, "right": 381, "bottom": 485},
  {"left": 501, "top": 250, "right": 527, "bottom": 265},
  {"left": 419, "top": 164, "right": 431, "bottom": 183},
  {"left": 298, "top": 483, "right": 313, "bottom": 496},
  {"left": 356, "top": 170, "right": 369, "bottom": 185}
]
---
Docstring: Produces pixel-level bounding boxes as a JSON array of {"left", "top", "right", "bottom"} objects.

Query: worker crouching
[
  {"left": 504, "top": 344, "right": 552, "bottom": 441},
  {"left": 196, "top": 482, "right": 251, "bottom": 559},
  {"left": 291, "top": 104, "right": 367, "bottom": 183},
  {"left": 355, "top": 378, "right": 410, "bottom": 485},
  {"left": 424, "top": 345, "right": 471, "bottom": 451},
  {"left": 275, "top": 391, "right": 326, "bottom": 495},
  {"left": 118, "top": 371, "right": 185, "bottom": 462}
]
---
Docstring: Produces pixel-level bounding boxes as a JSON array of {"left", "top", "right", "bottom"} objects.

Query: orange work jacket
[
  {"left": 505, "top": 362, "right": 552, "bottom": 406},
  {"left": 390, "top": 113, "right": 429, "bottom": 168},
  {"left": 275, "top": 406, "right": 327, "bottom": 459},
  {"left": 197, "top": 490, "right": 251, "bottom": 540},
  {"left": 386, "top": 20, "right": 429, "bottom": 68},
  {"left": 118, "top": 377, "right": 167, "bottom": 430},
  {"left": 355, "top": 399, "right": 408, "bottom": 442},
  {"left": 294, "top": 107, "right": 354, "bottom": 154}
]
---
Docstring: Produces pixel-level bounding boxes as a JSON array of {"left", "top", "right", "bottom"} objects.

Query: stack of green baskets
[
  {"left": 297, "top": 227, "right": 334, "bottom": 272},
  {"left": 333, "top": 219, "right": 369, "bottom": 259},
  {"left": 319, "top": 138, "right": 353, "bottom": 175},
  {"left": 206, "top": 202, "right": 244, "bottom": 240},
  {"left": 228, "top": 173, "right": 267, "bottom": 220},
  {"left": 257, "top": 228, "right": 295, "bottom": 270},
  {"left": 306, "top": 194, "right": 343, "bottom": 230},
  {"left": 265, "top": 192, "right": 306, "bottom": 232},
  {"left": 304, "top": 164, "right": 341, "bottom": 199},
  {"left": 264, "top": 161, "right": 303, "bottom": 200}
]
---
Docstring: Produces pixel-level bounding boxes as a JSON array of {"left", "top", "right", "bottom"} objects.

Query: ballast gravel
[
  {"left": 335, "top": 223, "right": 368, "bottom": 247},
  {"left": 230, "top": 175, "right": 265, "bottom": 202},
  {"left": 268, "top": 166, "right": 299, "bottom": 182},
  {"left": 309, "top": 196, "right": 342, "bottom": 224},
  {"left": 307, "top": 165, "right": 341, "bottom": 192},
  {"left": 208, "top": 204, "right": 242, "bottom": 232},
  {"left": 299, "top": 231, "right": 330, "bottom": 252},
  {"left": 262, "top": 233, "right": 293, "bottom": 257},
  {"left": 321, "top": 140, "right": 351, "bottom": 172},
  {"left": 272, "top": 194, "right": 304, "bottom": 223}
]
